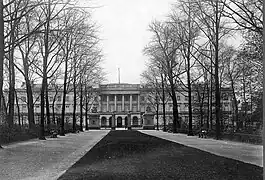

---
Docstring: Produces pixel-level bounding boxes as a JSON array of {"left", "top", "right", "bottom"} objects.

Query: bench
[
  {"left": 198, "top": 129, "right": 207, "bottom": 138},
  {"left": 50, "top": 130, "right": 58, "bottom": 138}
]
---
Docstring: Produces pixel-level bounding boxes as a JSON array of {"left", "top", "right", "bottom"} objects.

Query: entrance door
[{"left": 117, "top": 116, "right": 122, "bottom": 127}]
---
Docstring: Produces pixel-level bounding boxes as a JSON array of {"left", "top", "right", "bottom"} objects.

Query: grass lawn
[{"left": 58, "top": 130, "right": 262, "bottom": 180}]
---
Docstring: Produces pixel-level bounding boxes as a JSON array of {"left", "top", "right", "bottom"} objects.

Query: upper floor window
[
  {"left": 124, "top": 95, "right": 130, "bottom": 101},
  {"left": 140, "top": 96, "right": 145, "bottom": 102},
  {"left": 117, "top": 95, "right": 122, "bottom": 101},
  {"left": 185, "top": 96, "right": 188, "bottom": 101},
  {"left": 132, "top": 94, "right": 138, "bottom": 101},
  {"left": 109, "top": 95, "right": 114, "bottom": 101},
  {"left": 222, "top": 93, "right": 229, "bottom": 100},
  {"left": 177, "top": 96, "right": 180, "bottom": 100},
  {"left": 21, "top": 96, "right": 26, "bottom": 102},
  {"left": 101, "top": 95, "right": 107, "bottom": 102},
  {"left": 57, "top": 96, "right": 61, "bottom": 102},
  {"left": 66, "top": 95, "right": 70, "bottom": 101}
]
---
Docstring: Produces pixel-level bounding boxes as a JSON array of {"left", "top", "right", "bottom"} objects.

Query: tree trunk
[
  {"left": 72, "top": 70, "right": 77, "bottom": 132},
  {"left": 214, "top": 0, "right": 221, "bottom": 140},
  {"left": 25, "top": 78, "right": 35, "bottom": 129},
  {"left": 40, "top": 75, "right": 46, "bottom": 140},
  {"left": 7, "top": 32, "right": 16, "bottom": 128},
  {"left": 161, "top": 74, "right": 166, "bottom": 132},
  {"left": 205, "top": 81, "right": 209, "bottom": 129},
  {"left": 0, "top": 0, "right": 3, "bottom": 118},
  {"left": 15, "top": 90, "right": 21, "bottom": 128},
  {"left": 230, "top": 79, "right": 238, "bottom": 131},
  {"left": 45, "top": 87, "right": 51, "bottom": 132},
  {"left": 79, "top": 80, "right": 83, "bottom": 131},
  {"left": 156, "top": 94, "right": 159, "bottom": 130},
  {"left": 187, "top": 2, "right": 193, "bottom": 136},
  {"left": 61, "top": 58, "right": 68, "bottom": 135},
  {"left": 85, "top": 91, "right": 89, "bottom": 130},
  {"left": 39, "top": 0, "right": 51, "bottom": 140}
]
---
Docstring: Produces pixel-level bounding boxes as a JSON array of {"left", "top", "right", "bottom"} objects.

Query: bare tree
[
  {"left": 144, "top": 20, "right": 187, "bottom": 133},
  {"left": 221, "top": 0, "right": 263, "bottom": 35}
]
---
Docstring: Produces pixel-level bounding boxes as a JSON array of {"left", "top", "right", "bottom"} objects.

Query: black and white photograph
[{"left": 0, "top": 0, "right": 263, "bottom": 179}]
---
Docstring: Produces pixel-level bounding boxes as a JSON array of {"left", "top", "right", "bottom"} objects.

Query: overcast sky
[{"left": 81, "top": 0, "right": 177, "bottom": 84}]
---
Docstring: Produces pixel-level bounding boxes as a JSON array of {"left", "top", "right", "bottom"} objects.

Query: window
[
  {"left": 22, "top": 105, "right": 27, "bottom": 109},
  {"left": 124, "top": 95, "right": 130, "bottom": 101},
  {"left": 66, "top": 96, "right": 70, "bottom": 101},
  {"left": 94, "top": 96, "right": 98, "bottom": 102},
  {"left": 222, "top": 93, "right": 229, "bottom": 100},
  {"left": 57, "top": 105, "right": 61, "bottom": 109},
  {"left": 35, "top": 105, "right": 40, "bottom": 108},
  {"left": 66, "top": 105, "right": 70, "bottom": 108},
  {"left": 185, "top": 96, "right": 188, "bottom": 101},
  {"left": 101, "top": 95, "right": 107, "bottom": 102},
  {"left": 117, "top": 104, "right": 122, "bottom": 111},
  {"left": 140, "top": 96, "right": 145, "bottom": 102},
  {"left": 133, "top": 116, "right": 138, "bottom": 125},
  {"left": 132, "top": 105, "right": 137, "bottom": 112},
  {"left": 146, "top": 106, "right": 151, "bottom": 112},
  {"left": 117, "top": 95, "right": 122, "bottom": 101},
  {"left": 21, "top": 96, "right": 26, "bottom": 102},
  {"left": 132, "top": 95, "right": 138, "bottom": 101},
  {"left": 57, "top": 96, "right": 61, "bottom": 102},
  {"left": 66, "top": 117, "right": 70, "bottom": 123},
  {"left": 109, "top": 95, "right": 114, "bottom": 101},
  {"left": 185, "top": 104, "right": 188, "bottom": 107},
  {"left": 49, "top": 96, "right": 53, "bottom": 102},
  {"left": 177, "top": 96, "right": 180, "bottom": 100}
]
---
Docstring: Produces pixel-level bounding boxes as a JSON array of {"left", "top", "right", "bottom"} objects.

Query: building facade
[{"left": 5, "top": 83, "right": 234, "bottom": 130}]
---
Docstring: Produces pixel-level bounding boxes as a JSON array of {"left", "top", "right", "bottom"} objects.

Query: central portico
[{"left": 88, "top": 83, "right": 154, "bottom": 129}]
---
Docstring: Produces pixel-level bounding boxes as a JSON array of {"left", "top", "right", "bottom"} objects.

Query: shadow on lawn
[{"left": 58, "top": 130, "right": 262, "bottom": 180}]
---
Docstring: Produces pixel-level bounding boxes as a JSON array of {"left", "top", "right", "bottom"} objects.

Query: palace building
[{"left": 5, "top": 82, "right": 234, "bottom": 130}]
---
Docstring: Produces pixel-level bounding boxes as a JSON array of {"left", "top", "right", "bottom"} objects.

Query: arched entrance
[
  {"left": 109, "top": 117, "right": 112, "bottom": 128},
  {"left": 132, "top": 116, "right": 138, "bottom": 126},
  {"left": 101, "top": 117, "right": 107, "bottom": 127},
  {"left": 117, "top": 116, "right": 122, "bottom": 127}
]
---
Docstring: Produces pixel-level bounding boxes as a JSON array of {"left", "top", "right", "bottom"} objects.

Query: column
[
  {"left": 130, "top": 94, "right": 132, "bottom": 111},
  {"left": 114, "top": 95, "right": 117, "bottom": 111},
  {"left": 122, "top": 95, "right": 125, "bottom": 111},
  {"left": 107, "top": 95, "right": 109, "bottom": 112},
  {"left": 137, "top": 94, "right": 140, "bottom": 112}
]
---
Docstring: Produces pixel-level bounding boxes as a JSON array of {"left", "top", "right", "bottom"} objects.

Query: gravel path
[
  {"left": 0, "top": 130, "right": 109, "bottom": 180},
  {"left": 139, "top": 130, "right": 263, "bottom": 167}
]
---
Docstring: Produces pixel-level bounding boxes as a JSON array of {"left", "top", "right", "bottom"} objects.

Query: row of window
[{"left": 20, "top": 95, "right": 72, "bottom": 102}]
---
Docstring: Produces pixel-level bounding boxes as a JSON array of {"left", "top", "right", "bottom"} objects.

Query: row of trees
[
  {"left": 0, "top": 0, "right": 105, "bottom": 144},
  {"left": 141, "top": 0, "right": 263, "bottom": 139}
]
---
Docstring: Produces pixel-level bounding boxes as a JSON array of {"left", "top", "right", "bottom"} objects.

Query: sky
[{"left": 81, "top": 0, "right": 177, "bottom": 84}]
